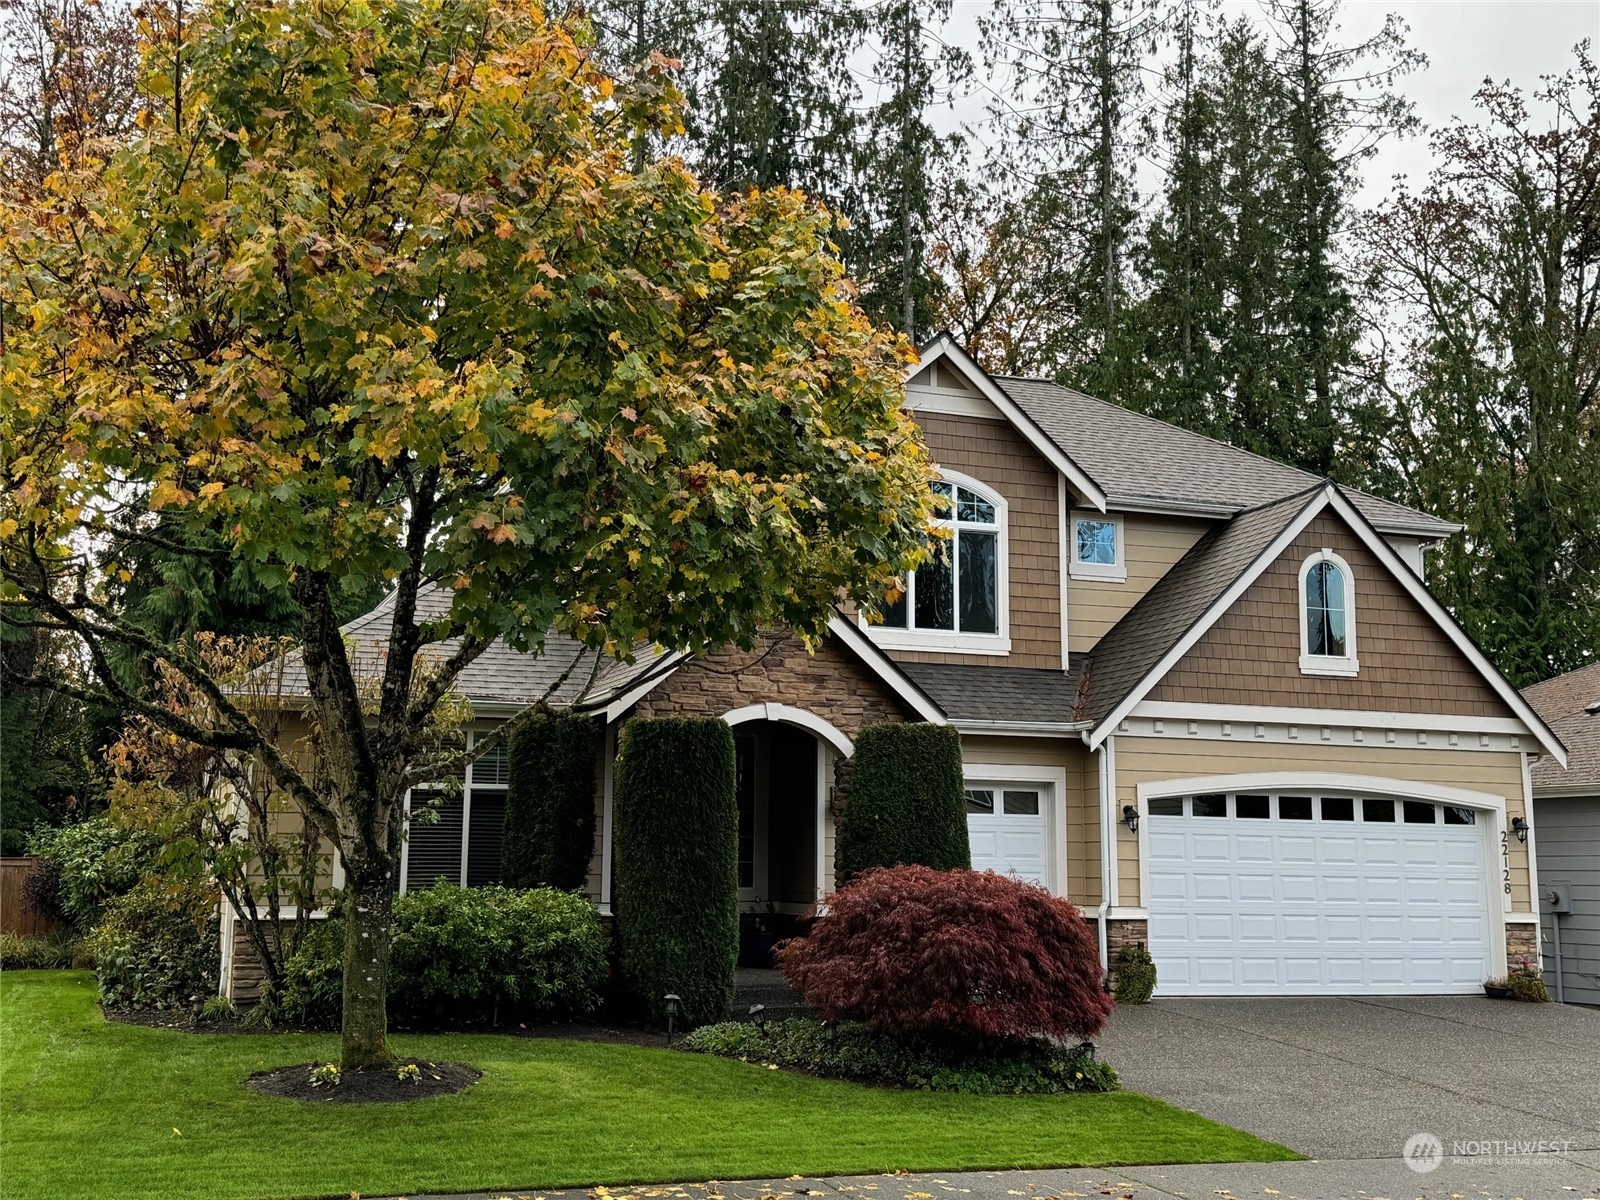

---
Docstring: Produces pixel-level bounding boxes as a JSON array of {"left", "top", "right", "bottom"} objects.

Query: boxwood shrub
[
  {"left": 835, "top": 722, "right": 968, "bottom": 880},
  {"left": 683, "top": 1018, "right": 1119, "bottom": 1094},
  {"left": 502, "top": 711, "right": 599, "bottom": 892},
  {"left": 277, "top": 884, "right": 607, "bottom": 1027},
  {"left": 612, "top": 716, "right": 738, "bottom": 1027}
]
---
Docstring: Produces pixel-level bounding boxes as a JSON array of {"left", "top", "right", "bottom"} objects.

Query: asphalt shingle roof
[
  {"left": 995, "top": 375, "right": 1456, "bottom": 538},
  {"left": 1076, "top": 487, "right": 1321, "bottom": 728},
  {"left": 898, "top": 660, "right": 1086, "bottom": 725},
  {"left": 1524, "top": 662, "right": 1600, "bottom": 792},
  {"left": 272, "top": 586, "right": 648, "bottom": 708}
]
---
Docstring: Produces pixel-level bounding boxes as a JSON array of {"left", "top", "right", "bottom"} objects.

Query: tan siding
[
  {"left": 1069, "top": 515, "right": 1210, "bottom": 649},
  {"left": 891, "top": 411, "right": 1063, "bottom": 669},
  {"left": 1150, "top": 511, "right": 1510, "bottom": 716},
  {"left": 958, "top": 734, "right": 1100, "bottom": 907},
  {"left": 1111, "top": 735, "right": 1532, "bottom": 909}
]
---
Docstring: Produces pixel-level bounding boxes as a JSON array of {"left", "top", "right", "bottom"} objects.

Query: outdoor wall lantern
[
  {"left": 1122, "top": 805, "right": 1139, "bottom": 834},
  {"left": 663, "top": 993, "right": 681, "bottom": 1044},
  {"left": 1511, "top": 816, "right": 1529, "bottom": 844},
  {"left": 748, "top": 1003, "right": 767, "bottom": 1033}
]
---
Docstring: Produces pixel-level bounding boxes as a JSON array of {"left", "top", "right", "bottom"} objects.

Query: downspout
[{"left": 1086, "top": 729, "right": 1111, "bottom": 976}]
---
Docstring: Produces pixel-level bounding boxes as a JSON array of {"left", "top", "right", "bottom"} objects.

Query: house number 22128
[{"left": 1500, "top": 830, "right": 1512, "bottom": 894}]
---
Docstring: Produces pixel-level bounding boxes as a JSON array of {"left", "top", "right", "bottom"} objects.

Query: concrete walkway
[{"left": 388, "top": 1158, "right": 1600, "bottom": 1200}]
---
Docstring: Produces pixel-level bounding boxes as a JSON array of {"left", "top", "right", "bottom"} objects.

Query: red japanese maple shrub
[{"left": 777, "top": 865, "right": 1113, "bottom": 1041}]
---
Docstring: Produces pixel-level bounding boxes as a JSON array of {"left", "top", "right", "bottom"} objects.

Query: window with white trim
[
  {"left": 402, "top": 732, "right": 508, "bottom": 891},
  {"left": 867, "top": 473, "right": 1009, "bottom": 653},
  {"left": 1070, "top": 511, "right": 1126, "bottom": 581},
  {"left": 1299, "top": 550, "right": 1358, "bottom": 677}
]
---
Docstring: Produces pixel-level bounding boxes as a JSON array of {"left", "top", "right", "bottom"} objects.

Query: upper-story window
[
  {"left": 868, "top": 472, "right": 1010, "bottom": 655},
  {"left": 1070, "top": 511, "right": 1126, "bottom": 582},
  {"left": 1299, "top": 550, "right": 1358, "bottom": 677}
]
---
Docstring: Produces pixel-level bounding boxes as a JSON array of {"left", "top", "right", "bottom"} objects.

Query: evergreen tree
[
  {"left": 845, "top": 0, "right": 970, "bottom": 338},
  {"left": 1358, "top": 47, "right": 1600, "bottom": 682},
  {"left": 978, "top": 0, "right": 1159, "bottom": 395},
  {"left": 1261, "top": 0, "right": 1421, "bottom": 473}
]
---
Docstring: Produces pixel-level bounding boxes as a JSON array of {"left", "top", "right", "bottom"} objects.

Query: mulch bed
[{"left": 247, "top": 1059, "right": 481, "bottom": 1103}]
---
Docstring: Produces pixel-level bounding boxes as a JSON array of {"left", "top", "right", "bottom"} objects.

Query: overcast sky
[{"left": 915, "top": 0, "right": 1595, "bottom": 206}]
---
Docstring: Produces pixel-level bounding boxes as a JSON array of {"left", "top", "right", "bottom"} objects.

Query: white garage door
[
  {"left": 967, "top": 783, "right": 1049, "bottom": 887},
  {"left": 1147, "top": 790, "right": 1493, "bottom": 996}
]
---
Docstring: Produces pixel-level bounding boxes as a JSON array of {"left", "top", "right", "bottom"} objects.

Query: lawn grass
[{"left": 0, "top": 972, "right": 1296, "bottom": 1200}]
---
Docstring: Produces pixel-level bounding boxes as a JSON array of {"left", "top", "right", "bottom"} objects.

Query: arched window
[
  {"left": 1299, "top": 550, "right": 1358, "bottom": 676},
  {"left": 869, "top": 472, "right": 1009, "bottom": 653}
]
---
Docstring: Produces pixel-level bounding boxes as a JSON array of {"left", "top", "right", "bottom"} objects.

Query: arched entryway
[{"left": 721, "top": 703, "right": 852, "bottom": 964}]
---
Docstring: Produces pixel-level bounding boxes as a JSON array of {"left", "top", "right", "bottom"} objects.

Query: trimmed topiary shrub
[
  {"left": 88, "top": 877, "right": 219, "bottom": 1009},
  {"left": 778, "top": 865, "right": 1113, "bottom": 1041},
  {"left": 502, "top": 711, "right": 599, "bottom": 892},
  {"left": 1114, "top": 941, "right": 1156, "bottom": 1004},
  {"left": 612, "top": 716, "right": 739, "bottom": 1027},
  {"left": 835, "top": 722, "right": 968, "bottom": 881},
  {"left": 276, "top": 884, "right": 607, "bottom": 1027},
  {"left": 683, "top": 1017, "right": 1119, "bottom": 1094}
]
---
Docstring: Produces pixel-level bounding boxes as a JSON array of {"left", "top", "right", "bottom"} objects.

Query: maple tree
[{"left": 0, "top": 0, "right": 934, "bottom": 1066}]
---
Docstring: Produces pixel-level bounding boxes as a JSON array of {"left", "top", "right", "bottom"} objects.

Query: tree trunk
[{"left": 340, "top": 860, "right": 395, "bottom": 1068}]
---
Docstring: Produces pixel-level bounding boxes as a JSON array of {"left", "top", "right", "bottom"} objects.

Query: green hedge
[
  {"left": 277, "top": 884, "right": 608, "bottom": 1027},
  {"left": 89, "top": 877, "right": 219, "bottom": 1009},
  {"left": 683, "top": 1018, "right": 1119, "bottom": 1094},
  {"left": 835, "top": 722, "right": 968, "bottom": 880},
  {"left": 612, "top": 716, "right": 739, "bottom": 1027},
  {"left": 502, "top": 711, "right": 599, "bottom": 892}
]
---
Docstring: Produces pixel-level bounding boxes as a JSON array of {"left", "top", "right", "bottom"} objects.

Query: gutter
[{"left": 952, "top": 719, "right": 1092, "bottom": 738}]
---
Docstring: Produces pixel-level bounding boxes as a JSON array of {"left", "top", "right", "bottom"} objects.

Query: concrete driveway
[{"left": 1098, "top": 995, "right": 1600, "bottom": 1181}]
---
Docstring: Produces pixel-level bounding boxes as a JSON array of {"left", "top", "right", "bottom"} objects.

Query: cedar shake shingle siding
[
  {"left": 1149, "top": 510, "right": 1510, "bottom": 717},
  {"left": 631, "top": 630, "right": 916, "bottom": 738},
  {"left": 896, "top": 409, "right": 1063, "bottom": 669}
]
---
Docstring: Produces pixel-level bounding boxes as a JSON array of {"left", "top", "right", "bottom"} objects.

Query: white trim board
[
  {"left": 1130, "top": 701, "right": 1533, "bottom": 735},
  {"left": 909, "top": 335, "right": 1107, "bottom": 511},
  {"left": 1089, "top": 483, "right": 1568, "bottom": 766},
  {"left": 826, "top": 614, "right": 948, "bottom": 723},
  {"left": 1116, "top": 713, "right": 1528, "bottom": 754}
]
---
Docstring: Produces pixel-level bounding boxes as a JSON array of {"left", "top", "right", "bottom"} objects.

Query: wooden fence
[{"left": 0, "top": 857, "right": 62, "bottom": 937}]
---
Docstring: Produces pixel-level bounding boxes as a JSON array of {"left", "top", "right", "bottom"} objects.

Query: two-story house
[{"left": 221, "top": 335, "right": 1566, "bottom": 1002}]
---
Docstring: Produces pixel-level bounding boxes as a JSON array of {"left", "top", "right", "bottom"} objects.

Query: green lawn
[{"left": 1, "top": 972, "right": 1295, "bottom": 1200}]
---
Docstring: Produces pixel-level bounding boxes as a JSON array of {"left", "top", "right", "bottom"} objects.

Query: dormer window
[
  {"left": 1299, "top": 550, "right": 1358, "bottom": 677},
  {"left": 867, "top": 472, "right": 1010, "bottom": 654},
  {"left": 1070, "top": 511, "right": 1126, "bottom": 582}
]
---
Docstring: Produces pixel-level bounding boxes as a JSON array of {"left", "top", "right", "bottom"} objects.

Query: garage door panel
[
  {"left": 1236, "top": 835, "right": 1275, "bottom": 862},
  {"left": 1237, "top": 873, "right": 1276, "bottom": 903},
  {"left": 1323, "top": 875, "right": 1362, "bottom": 903},
  {"left": 1147, "top": 792, "right": 1492, "bottom": 997}
]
